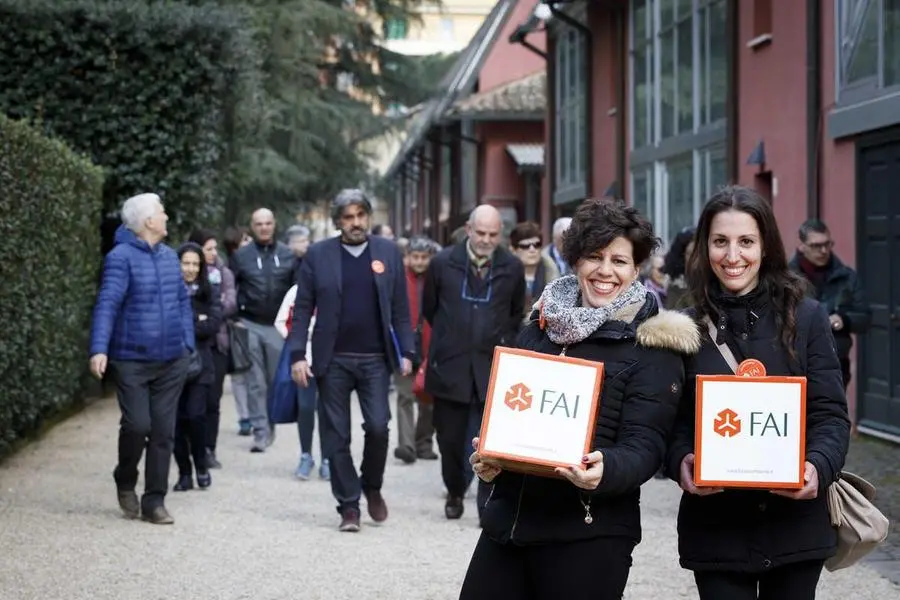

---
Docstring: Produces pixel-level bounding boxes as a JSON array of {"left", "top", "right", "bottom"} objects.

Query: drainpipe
[
  {"left": 615, "top": 6, "right": 626, "bottom": 199},
  {"left": 806, "top": 0, "right": 822, "bottom": 219},
  {"left": 726, "top": 0, "right": 739, "bottom": 183}
]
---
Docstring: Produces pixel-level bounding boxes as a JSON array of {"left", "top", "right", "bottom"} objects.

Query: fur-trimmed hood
[{"left": 636, "top": 309, "right": 701, "bottom": 354}]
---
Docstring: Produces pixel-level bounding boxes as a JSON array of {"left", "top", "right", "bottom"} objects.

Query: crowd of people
[{"left": 88, "top": 185, "right": 868, "bottom": 599}]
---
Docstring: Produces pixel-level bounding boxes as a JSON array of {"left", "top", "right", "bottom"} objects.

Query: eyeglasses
[
  {"left": 806, "top": 240, "right": 834, "bottom": 252},
  {"left": 461, "top": 266, "right": 493, "bottom": 303},
  {"left": 516, "top": 241, "right": 541, "bottom": 250}
]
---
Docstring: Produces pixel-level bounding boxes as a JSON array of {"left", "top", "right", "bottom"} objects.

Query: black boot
[{"left": 173, "top": 475, "right": 193, "bottom": 492}]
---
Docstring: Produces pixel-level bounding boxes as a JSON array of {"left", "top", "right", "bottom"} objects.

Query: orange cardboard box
[{"left": 694, "top": 374, "right": 807, "bottom": 489}]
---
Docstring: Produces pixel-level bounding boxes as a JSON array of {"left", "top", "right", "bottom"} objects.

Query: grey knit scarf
[{"left": 536, "top": 275, "right": 648, "bottom": 346}]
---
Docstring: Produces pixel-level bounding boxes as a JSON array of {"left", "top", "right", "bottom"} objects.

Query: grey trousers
[
  {"left": 395, "top": 374, "right": 435, "bottom": 454},
  {"left": 240, "top": 319, "right": 284, "bottom": 434},
  {"left": 109, "top": 357, "right": 188, "bottom": 511},
  {"left": 231, "top": 371, "right": 249, "bottom": 421}
]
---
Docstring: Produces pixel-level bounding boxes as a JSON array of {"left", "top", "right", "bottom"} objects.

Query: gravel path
[{"left": 0, "top": 381, "right": 897, "bottom": 600}]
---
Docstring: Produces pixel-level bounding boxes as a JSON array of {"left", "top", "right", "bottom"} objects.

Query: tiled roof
[
  {"left": 449, "top": 69, "right": 546, "bottom": 116},
  {"left": 506, "top": 143, "right": 544, "bottom": 167}
]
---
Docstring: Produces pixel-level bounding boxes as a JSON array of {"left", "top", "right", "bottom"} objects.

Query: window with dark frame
[
  {"left": 627, "top": 0, "right": 729, "bottom": 245},
  {"left": 837, "top": 0, "right": 900, "bottom": 102},
  {"left": 553, "top": 27, "right": 588, "bottom": 204}
]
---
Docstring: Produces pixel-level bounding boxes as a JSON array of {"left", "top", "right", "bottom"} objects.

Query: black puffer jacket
[
  {"left": 665, "top": 294, "right": 850, "bottom": 573},
  {"left": 230, "top": 240, "right": 295, "bottom": 325},
  {"left": 189, "top": 284, "right": 223, "bottom": 386},
  {"left": 480, "top": 296, "right": 701, "bottom": 546}
]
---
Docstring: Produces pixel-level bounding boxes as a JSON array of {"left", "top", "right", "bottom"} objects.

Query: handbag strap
[{"left": 703, "top": 315, "right": 739, "bottom": 374}]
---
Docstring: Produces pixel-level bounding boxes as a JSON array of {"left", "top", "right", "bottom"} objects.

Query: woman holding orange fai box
[
  {"left": 460, "top": 199, "right": 701, "bottom": 600},
  {"left": 665, "top": 186, "right": 851, "bottom": 600}
]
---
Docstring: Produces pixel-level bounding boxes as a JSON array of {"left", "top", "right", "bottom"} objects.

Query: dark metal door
[{"left": 856, "top": 132, "right": 900, "bottom": 437}]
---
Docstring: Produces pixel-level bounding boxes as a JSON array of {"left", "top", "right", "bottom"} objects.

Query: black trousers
[
  {"left": 433, "top": 397, "right": 490, "bottom": 514},
  {"left": 460, "top": 532, "right": 635, "bottom": 600},
  {"left": 174, "top": 382, "right": 210, "bottom": 477},
  {"left": 207, "top": 350, "right": 228, "bottom": 451},
  {"left": 110, "top": 357, "right": 188, "bottom": 511},
  {"left": 693, "top": 560, "right": 825, "bottom": 600},
  {"left": 316, "top": 354, "right": 391, "bottom": 513}
]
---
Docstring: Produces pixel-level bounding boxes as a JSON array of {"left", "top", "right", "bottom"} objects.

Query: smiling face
[
  {"left": 707, "top": 209, "right": 763, "bottom": 296},
  {"left": 575, "top": 236, "right": 638, "bottom": 308}
]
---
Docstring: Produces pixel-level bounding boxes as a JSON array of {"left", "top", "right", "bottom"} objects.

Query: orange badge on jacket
[
  {"left": 737, "top": 358, "right": 766, "bottom": 377},
  {"left": 371, "top": 260, "right": 385, "bottom": 274}
]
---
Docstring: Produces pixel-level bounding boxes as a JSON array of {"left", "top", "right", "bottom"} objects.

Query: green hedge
[
  {"left": 0, "top": 0, "right": 262, "bottom": 235},
  {"left": 0, "top": 114, "right": 104, "bottom": 456}
]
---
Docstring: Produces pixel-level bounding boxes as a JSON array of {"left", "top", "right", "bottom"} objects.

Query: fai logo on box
[
  {"left": 504, "top": 382, "right": 582, "bottom": 419},
  {"left": 713, "top": 408, "right": 741, "bottom": 437},
  {"left": 505, "top": 383, "right": 533, "bottom": 411},
  {"left": 713, "top": 408, "right": 791, "bottom": 438}
]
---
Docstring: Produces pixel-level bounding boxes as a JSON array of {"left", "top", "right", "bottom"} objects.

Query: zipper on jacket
[
  {"left": 509, "top": 476, "right": 526, "bottom": 542},
  {"left": 153, "top": 252, "right": 166, "bottom": 358}
]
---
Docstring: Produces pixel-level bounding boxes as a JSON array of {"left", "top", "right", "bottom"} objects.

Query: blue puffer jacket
[{"left": 89, "top": 225, "right": 195, "bottom": 361}]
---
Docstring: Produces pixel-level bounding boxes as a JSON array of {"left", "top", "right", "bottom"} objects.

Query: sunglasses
[{"left": 516, "top": 241, "right": 541, "bottom": 251}]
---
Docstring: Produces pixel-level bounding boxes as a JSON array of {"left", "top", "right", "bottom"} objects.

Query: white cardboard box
[
  {"left": 477, "top": 346, "right": 604, "bottom": 477},
  {"left": 694, "top": 375, "right": 807, "bottom": 489}
]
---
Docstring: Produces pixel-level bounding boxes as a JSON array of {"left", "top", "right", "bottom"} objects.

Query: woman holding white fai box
[
  {"left": 460, "top": 199, "right": 701, "bottom": 600},
  {"left": 665, "top": 186, "right": 851, "bottom": 600}
]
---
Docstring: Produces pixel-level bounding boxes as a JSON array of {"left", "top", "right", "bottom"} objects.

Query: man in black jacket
[
  {"left": 789, "top": 218, "right": 870, "bottom": 391},
  {"left": 423, "top": 204, "right": 525, "bottom": 520},
  {"left": 289, "top": 189, "right": 414, "bottom": 532},
  {"left": 230, "top": 208, "right": 295, "bottom": 451}
]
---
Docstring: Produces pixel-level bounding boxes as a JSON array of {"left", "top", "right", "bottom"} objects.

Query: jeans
[
  {"left": 109, "top": 357, "right": 188, "bottom": 512},
  {"left": 316, "top": 354, "right": 391, "bottom": 513}
]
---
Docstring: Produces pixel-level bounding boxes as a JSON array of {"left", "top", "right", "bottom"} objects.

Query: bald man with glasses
[{"left": 422, "top": 205, "right": 525, "bottom": 522}]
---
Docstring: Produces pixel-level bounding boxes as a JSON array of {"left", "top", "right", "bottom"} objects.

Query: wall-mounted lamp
[
  {"left": 602, "top": 181, "right": 619, "bottom": 198},
  {"left": 746, "top": 139, "right": 766, "bottom": 168}
]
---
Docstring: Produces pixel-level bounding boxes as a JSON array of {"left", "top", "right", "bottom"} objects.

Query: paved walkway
[{"left": 1, "top": 382, "right": 898, "bottom": 600}]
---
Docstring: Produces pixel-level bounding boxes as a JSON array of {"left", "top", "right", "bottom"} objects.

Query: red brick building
[
  {"left": 382, "top": 0, "right": 547, "bottom": 242},
  {"left": 508, "top": 0, "right": 899, "bottom": 437}
]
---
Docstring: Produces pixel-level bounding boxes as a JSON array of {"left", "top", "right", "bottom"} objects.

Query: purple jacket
[{"left": 209, "top": 261, "right": 237, "bottom": 351}]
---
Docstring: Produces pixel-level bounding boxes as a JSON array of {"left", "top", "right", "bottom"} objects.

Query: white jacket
[{"left": 274, "top": 284, "right": 314, "bottom": 368}]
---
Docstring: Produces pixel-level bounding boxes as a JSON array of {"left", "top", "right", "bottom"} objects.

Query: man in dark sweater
[{"left": 289, "top": 189, "right": 414, "bottom": 532}]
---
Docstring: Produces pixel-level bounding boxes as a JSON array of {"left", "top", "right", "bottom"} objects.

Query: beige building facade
[{"left": 382, "top": 1, "right": 498, "bottom": 56}]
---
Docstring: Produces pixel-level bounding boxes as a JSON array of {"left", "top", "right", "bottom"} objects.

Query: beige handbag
[{"left": 702, "top": 317, "right": 889, "bottom": 571}]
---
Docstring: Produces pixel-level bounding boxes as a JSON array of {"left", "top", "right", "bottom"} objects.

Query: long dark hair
[
  {"left": 178, "top": 242, "right": 212, "bottom": 304},
  {"left": 687, "top": 185, "right": 806, "bottom": 358}
]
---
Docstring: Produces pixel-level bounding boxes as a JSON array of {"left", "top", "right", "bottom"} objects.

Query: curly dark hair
[
  {"left": 662, "top": 226, "right": 696, "bottom": 278},
  {"left": 687, "top": 185, "right": 807, "bottom": 359},
  {"left": 562, "top": 198, "right": 660, "bottom": 267}
]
